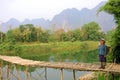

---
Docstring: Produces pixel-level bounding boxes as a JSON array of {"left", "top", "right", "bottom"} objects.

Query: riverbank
[{"left": 0, "top": 41, "right": 99, "bottom": 62}]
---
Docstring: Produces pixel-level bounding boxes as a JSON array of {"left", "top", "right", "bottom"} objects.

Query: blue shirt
[{"left": 98, "top": 45, "right": 106, "bottom": 55}]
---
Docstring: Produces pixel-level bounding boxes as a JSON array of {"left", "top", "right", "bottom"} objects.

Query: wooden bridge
[{"left": 0, "top": 55, "right": 120, "bottom": 80}]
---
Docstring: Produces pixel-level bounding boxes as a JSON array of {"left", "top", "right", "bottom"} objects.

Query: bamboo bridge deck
[{"left": 0, "top": 55, "right": 120, "bottom": 74}]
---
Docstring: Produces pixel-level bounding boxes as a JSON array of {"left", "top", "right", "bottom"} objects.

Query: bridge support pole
[
  {"left": 0, "top": 61, "right": 3, "bottom": 80},
  {"left": 60, "top": 69, "right": 64, "bottom": 80},
  {"left": 14, "top": 64, "right": 21, "bottom": 80},
  {"left": 105, "top": 72, "right": 109, "bottom": 80},
  {"left": 112, "top": 74, "right": 114, "bottom": 80},
  {"left": 30, "top": 72, "right": 32, "bottom": 80},
  {"left": 25, "top": 66, "right": 29, "bottom": 80},
  {"left": 7, "top": 64, "right": 10, "bottom": 80},
  {"left": 45, "top": 67, "right": 47, "bottom": 80},
  {"left": 73, "top": 70, "right": 76, "bottom": 80}
]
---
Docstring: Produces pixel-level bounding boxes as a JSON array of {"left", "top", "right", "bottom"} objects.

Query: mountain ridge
[{"left": 1, "top": 1, "right": 116, "bottom": 32}]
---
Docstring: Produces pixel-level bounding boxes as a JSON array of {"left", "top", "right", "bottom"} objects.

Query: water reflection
[
  {"left": 1, "top": 49, "right": 98, "bottom": 80},
  {"left": 21, "top": 49, "right": 98, "bottom": 63},
  {"left": 1, "top": 65, "right": 89, "bottom": 80}
]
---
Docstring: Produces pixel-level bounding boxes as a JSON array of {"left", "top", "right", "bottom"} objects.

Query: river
[{"left": 1, "top": 49, "right": 98, "bottom": 80}]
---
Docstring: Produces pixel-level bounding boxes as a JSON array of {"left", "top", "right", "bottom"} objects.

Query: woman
[{"left": 98, "top": 39, "right": 106, "bottom": 69}]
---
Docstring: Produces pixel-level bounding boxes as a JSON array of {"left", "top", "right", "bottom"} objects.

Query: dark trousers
[{"left": 99, "top": 55, "right": 106, "bottom": 67}]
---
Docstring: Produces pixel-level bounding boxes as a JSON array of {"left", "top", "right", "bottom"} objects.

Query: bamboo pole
[
  {"left": 73, "top": 70, "right": 76, "bottom": 80},
  {"left": 7, "top": 64, "right": 10, "bottom": 80},
  {"left": 0, "top": 61, "right": 3, "bottom": 80},
  {"left": 45, "top": 67, "right": 47, "bottom": 80},
  {"left": 60, "top": 69, "right": 64, "bottom": 80},
  {"left": 30, "top": 72, "right": 32, "bottom": 80},
  {"left": 112, "top": 73, "right": 114, "bottom": 80},
  {"left": 14, "top": 65, "right": 20, "bottom": 80},
  {"left": 25, "top": 66, "right": 29, "bottom": 80},
  {"left": 106, "top": 72, "right": 109, "bottom": 80},
  {"left": 29, "top": 66, "right": 32, "bottom": 80}
]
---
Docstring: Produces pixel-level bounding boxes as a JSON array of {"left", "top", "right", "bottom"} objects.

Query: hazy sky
[{"left": 0, "top": 0, "right": 108, "bottom": 22}]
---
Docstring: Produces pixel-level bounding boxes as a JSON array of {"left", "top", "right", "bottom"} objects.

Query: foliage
[
  {"left": 13, "top": 44, "right": 22, "bottom": 56},
  {"left": 0, "top": 41, "right": 99, "bottom": 62},
  {"left": 81, "top": 22, "right": 104, "bottom": 41},
  {"left": 0, "top": 30, "right": 23, "bottom": 55},
  {"left": 99, "top": 0, "right": 120, "bottom": 23},
  {"left": 99, "top": 0, "right": 120, "bottom": 63},
  {"left": 0, "top": 32, "right": 5, "bottom": 43},
  {"left": 0, "top": 22, "right": 106, "bottom": 43},
  {"left": 16, "top": 41, "right": 98, "bottom": 62},
  {"left": 5, "top": 30, "right": 16, "bottom": 51},
  {"left": 97, "top": 73, "right": 106, "bottom": 80},
  {"left": 96, "top": 72, "right": 120, "bottom": 80},
  {"left": 37, "top": 30, "right": 50, "bottom": 43},
  {"left": 105, "top": 29, "right": 115, "bottom": 41}
]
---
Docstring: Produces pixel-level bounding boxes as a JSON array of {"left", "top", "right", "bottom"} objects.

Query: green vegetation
[
  {"left": 96, "top": 72, "right": 120, "bottom": 80},
  {"left": 0, "top": 22, "right": 106, "bottom": 43},
  {"left": 0, "top": 41, "right": 99, "bottom": 63},
  {"left": 98, "top": 0, "right": 120, "bottom": 79},
  {"left": 99, "top": 0, "right": 120, "bottom": 63},
  {"left": 0, "top": 21, "right": 109, "bottom": 63}
]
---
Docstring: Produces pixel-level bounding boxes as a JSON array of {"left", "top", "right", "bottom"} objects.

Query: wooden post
[
  {"left": 30, "top": 72, "right": 32, "bottom": 80},
  {"left": 112, "top": 73, "right": 114, "bottom": 80},
  {"left": 45, "top": 67, "right": 47, "bottom": 80},
  {"left": 7, "top": 64, "right": 10, "bottom": 80},
  {"left": 106, "top": 72, "right": 109, "bottom": 80},
  {"left": 25, "top": 66, "right": 29, "bottom": 80},
  {"left": 73, "top": 70, "right": 76, "bottom": 80},
  {"left": 0, "top": 61, "right": 3, "bottom": 80},
  {"left": 14, "top": 64, "right": 20, "bottom": 80},
  {"left": 60, "top": 69, "right": 64, "bottom": 80}
]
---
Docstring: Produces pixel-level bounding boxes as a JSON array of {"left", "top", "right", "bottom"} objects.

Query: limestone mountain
[{"left": 1, "top": 1, "right": 115, "bottom": 32}]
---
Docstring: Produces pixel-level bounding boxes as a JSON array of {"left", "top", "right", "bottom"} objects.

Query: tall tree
[
  {"left": 0, "top": 32, "right": 5, "bottom": 43},
  {"left": 72, "top": 29, "right": 82, "bottom": 41},
  {"left": 5, "top": 30, "right": 16, "bottom": 51},
  {"left": 99, "top": 0, "right": 120, "bottom": 63},
  {"left": 19, "top": 24, "right": 37, "bottom": 42},
  {"left": 81, "top": 22, "right": 104, "bottom": 41}
]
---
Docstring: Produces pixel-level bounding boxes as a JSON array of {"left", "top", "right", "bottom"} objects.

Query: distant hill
[
  {"left": 1, "top": 18, "right": 50, "bottom": 32},
  {"left": 1, "top": 1, "right": 116, "bottom": 32},
  {"left": 1, "top": 18, "right": 20, "bottom": 32},
  {"left": 51, "top": 2, "right": 116, "bottom": 32}
]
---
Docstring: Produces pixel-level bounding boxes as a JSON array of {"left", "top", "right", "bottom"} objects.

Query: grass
[
  {"left": 0, "top": 41, "right": 99, "bottom": 62},
  {"left": 13, "top": 41, "right": 99, "bottom": 62},
  {"left": 20, "top": 41, "right": 99, "bottom": 53}
]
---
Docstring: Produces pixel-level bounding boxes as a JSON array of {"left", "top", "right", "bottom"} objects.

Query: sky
[{"left": 0, "top": 0, "right": 108, "bottom": 22}]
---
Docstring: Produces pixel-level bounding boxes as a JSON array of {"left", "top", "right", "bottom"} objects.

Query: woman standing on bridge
[{"left": 98, "top": 39, "right": 106, "bottom": 69}]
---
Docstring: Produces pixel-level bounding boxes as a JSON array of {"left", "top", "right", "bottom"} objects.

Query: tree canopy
[
  {"left": 0, "top": 22, "right": 105, "bottom": 43},
  {"left": 99, "top": 0, "right": 120, "bottom": 23},
  {"left": 99, "top": 0, "right": 120, "bottom": 63}
]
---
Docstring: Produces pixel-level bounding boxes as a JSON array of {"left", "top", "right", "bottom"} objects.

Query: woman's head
[{"left": 99, "top": 39, "right": 105, "bottom": 45}]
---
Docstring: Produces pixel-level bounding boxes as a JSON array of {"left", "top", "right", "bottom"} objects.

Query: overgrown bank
[{"left": 0, "top": 41, "right": 99, "bottom": 62}]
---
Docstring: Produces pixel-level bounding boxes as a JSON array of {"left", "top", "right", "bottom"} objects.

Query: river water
[
  {"left": 1, "top": 50, "right": 98, "bottom": 80},
  {"left": 1, "top": 63, "right": 89, "bottom": 80}
]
